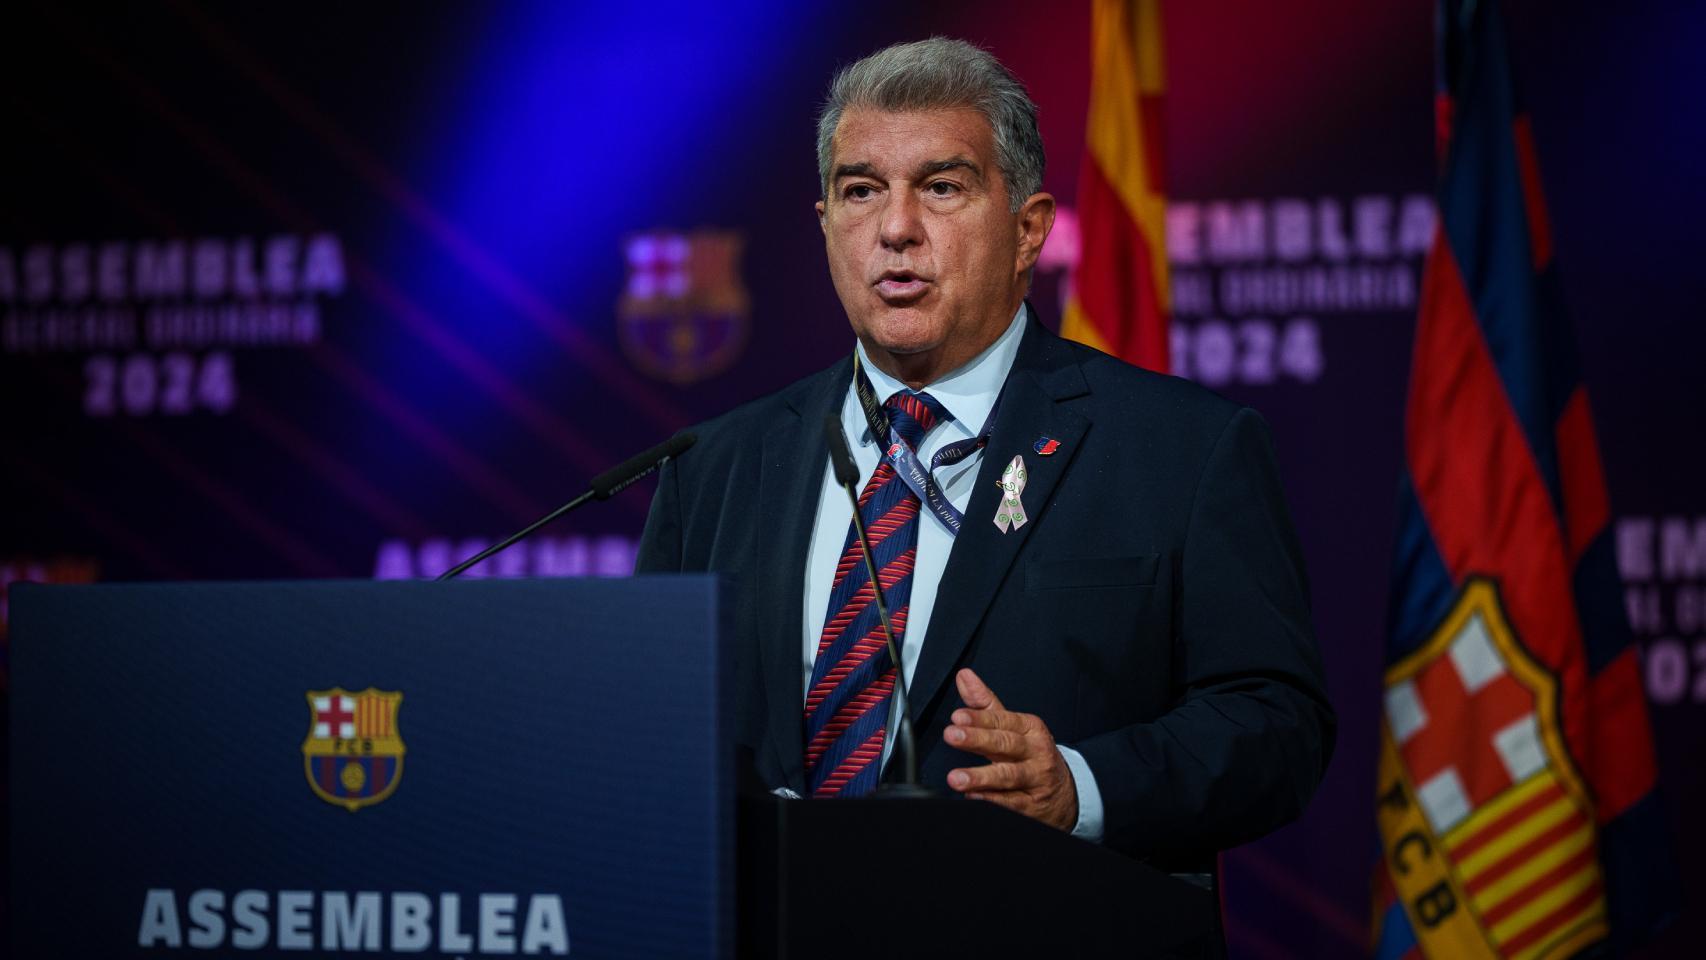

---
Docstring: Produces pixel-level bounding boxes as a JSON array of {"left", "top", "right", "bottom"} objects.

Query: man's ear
[
  {"left": 815, "top": 200, "right": 827, "bottom": 236},
  {"left": 1014, "top": 192, "right": 1057, "bottom": 274}
]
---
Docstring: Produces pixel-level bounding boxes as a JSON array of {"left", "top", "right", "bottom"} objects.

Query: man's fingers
[
  {"left": 947, "top": 761, "right": 1026, "bottom": 793},
  {"left": 954, "top": 668, "right": 1006, "bottom": 712},
  {"left": 942, "top": 702, "right": 1076, "bottom": 833},
  {"left": 949, "top": 704, "right": 1030, "bottom": 733},
  {"left": 943, "top": 723, "right": 1027, "bottom": 760}
]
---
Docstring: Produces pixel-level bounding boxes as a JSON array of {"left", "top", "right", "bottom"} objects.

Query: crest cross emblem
[
  {"left": 302, "top": 688, "right": 406, "bottom": 812},
  {"left": 1376, "top": 579, "right": 1607, "bottom": 958}
]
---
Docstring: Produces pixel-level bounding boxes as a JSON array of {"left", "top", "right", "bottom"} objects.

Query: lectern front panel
[{"left": 10, "top": 576, "right": 732, "bottom": 958}]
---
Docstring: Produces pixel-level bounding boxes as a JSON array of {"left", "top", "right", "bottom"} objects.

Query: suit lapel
[
  {"left": 757, "top": 358, "right": 851, "bottom": 792},
  {"left": 907, "top": 311, "right": 1092, "bottom": 726}
]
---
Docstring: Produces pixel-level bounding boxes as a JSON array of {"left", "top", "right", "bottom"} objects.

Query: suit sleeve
[
  {"left": 1071, "top": 407, "right": 1336, "bottom": 860},
  {"left": 634, "top": 453, "right": 684, "bottom": 574}
]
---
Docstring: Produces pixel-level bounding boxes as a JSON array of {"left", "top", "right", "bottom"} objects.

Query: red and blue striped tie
[{"left": 805, "top": 391, "right": 945, "bottom": 797}]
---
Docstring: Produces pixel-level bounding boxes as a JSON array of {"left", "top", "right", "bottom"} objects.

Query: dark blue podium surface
[{"left": 9, "top": 577, "right": 732, "bottom": 958}]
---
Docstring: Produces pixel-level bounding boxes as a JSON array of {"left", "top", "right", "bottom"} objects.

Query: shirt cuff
[{"left": 1056, "top": 744, "right": 1105, "bottom": 843}]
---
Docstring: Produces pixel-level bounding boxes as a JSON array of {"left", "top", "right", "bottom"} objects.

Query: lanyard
[{"left": 851, "top": 353, "right": 1002, "bottom": 535}]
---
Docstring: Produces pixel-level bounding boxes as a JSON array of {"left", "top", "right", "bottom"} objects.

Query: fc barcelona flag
[
  {"left": 1061, "top": 0, "right": 1170, "bottom": 372},
  {"left": 1373, "top": 2, "right": 1675, "bottom": 957}
]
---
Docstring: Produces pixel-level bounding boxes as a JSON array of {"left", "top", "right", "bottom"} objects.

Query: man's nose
[{"left": 879, "top": 189, "right": 925, "bottom": 251}]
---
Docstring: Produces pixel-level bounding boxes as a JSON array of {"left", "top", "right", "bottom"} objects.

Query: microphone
[
  {"left": 438, "top": 433, "right": 696, "bottom": 581},
  {"left": 824, "top": 416, "right": 930, "bottom": 796}
]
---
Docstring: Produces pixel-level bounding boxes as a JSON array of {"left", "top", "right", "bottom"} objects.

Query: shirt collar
[{"left": 852, "top": 303, "right": 1027, "bottom": 438}]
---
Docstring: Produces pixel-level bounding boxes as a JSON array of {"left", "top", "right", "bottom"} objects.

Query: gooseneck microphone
[
  {"left": 824, "top": 416, "right": 930, "bottom": 796},
  {"left": 438, "top": 433, "right": 696, "bottom": 581}
]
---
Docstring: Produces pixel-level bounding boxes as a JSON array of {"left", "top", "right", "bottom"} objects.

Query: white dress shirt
[{"left": 800, "top": 305, "right": 1105, "bottom": 842}]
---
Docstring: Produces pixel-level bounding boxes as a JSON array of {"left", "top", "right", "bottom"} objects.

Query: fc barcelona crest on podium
[{"left": 302, "top": 688, "right": 405, "bottom": 812}]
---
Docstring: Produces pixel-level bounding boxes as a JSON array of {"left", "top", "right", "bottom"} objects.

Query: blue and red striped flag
[{"left": 1372, "top": 2, "right": 1675, "bottom": 957}]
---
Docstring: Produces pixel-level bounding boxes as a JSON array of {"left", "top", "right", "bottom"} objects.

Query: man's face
[{"left": 816, "top": 106, "right": 1047, "bottom": 383}]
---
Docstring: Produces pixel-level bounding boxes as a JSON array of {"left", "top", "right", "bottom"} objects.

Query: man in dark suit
[{"left": 635, "top": 38, "right": 1333, "bottom": 865}]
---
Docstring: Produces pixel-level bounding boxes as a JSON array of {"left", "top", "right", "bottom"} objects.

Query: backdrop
[{"left": 3, "top": 2, "right": 1701, "bottom": 956}]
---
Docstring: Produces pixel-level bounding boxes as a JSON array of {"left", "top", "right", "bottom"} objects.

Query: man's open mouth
[{"left": 875, "top": 270, "right": 930, "bottom": 300}]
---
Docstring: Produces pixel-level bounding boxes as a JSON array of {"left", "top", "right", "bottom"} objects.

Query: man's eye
[
  {"left": 846, "top": 184, "right": 875, "bottom": 200},
  {"left": 927, "top": 181, "right": 960, "bottom": 197}
]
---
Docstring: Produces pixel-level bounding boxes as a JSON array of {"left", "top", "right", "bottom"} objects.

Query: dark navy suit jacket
[{"left": 635, "top": 311, "right": 1335, "bottom": 864}]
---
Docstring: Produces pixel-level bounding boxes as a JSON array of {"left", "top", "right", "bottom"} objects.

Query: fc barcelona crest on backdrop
[
  {"left": 618, "top": 229, "right": 750, "bottom": 385},
  {"left": 1375, "top": 580, "right": 1607, "bottom": 958},
  {"left": 302, "top": 688, "right": 405, "bottom": 812}
]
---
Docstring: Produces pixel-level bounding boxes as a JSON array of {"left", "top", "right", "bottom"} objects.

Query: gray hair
[{"left": 815, "top": 38, "right": 1045, "bottom": 213}]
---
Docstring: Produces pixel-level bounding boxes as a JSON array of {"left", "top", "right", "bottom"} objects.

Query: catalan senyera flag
[
  {"left": 1373, "top": 3, "right": 1675, "bottom": 958},
  {"left": 1061, "top": 0, "right": 1169, "bottom": 372}
]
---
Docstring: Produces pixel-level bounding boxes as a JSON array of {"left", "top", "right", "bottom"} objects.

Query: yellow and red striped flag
[{"left": 1062, "top": 0, "right": 1170, "bottom": 372}]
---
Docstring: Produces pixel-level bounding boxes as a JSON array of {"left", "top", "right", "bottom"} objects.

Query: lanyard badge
[{"left": 851, "top": 354, "right": 1002, "bottom": 536}]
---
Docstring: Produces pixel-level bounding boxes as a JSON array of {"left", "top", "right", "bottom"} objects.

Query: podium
[
  {"left": 740, "top": 793, "right": 1217, "bottom": 958},
  {"left": 10, "top": 578, "right": 1214, "bottom": 958}
]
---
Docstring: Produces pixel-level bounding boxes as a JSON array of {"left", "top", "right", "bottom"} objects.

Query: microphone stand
[
  {"left": 438, "top": 490, "right": 594, "bottom": 581},
  {"left": 438, "top": 433, "right": 695, "bottom": 581}
]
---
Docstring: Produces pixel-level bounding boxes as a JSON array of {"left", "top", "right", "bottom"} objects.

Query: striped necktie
[{"left": 805, "top": 391, "right": 947, "bottom": 797}]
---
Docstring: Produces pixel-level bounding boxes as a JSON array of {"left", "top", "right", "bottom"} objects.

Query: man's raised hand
[{"left": 943, "top": 667, "right": 1078, "bottom": 831}]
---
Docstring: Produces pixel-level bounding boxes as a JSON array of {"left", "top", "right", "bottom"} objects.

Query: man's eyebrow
[
  {"left": 917, "top": 157, "right": 981, "bottom": 180},
  {"left": 831, "top": 158, "right": 984, "bottom": 183},
  {"left": 832, "top": 162, "right": 878, "bottom": 181}
]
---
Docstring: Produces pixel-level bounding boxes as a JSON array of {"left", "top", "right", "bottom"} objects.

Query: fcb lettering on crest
[
  {"left": 618, "top": 229, "right": 749, "bottom": 385},
  {"left": 1375, "top": 580, "right": 1607, "bottom": 959},
  {"left": 302, "top": 688, "right": 405, "bottom": 812}
]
